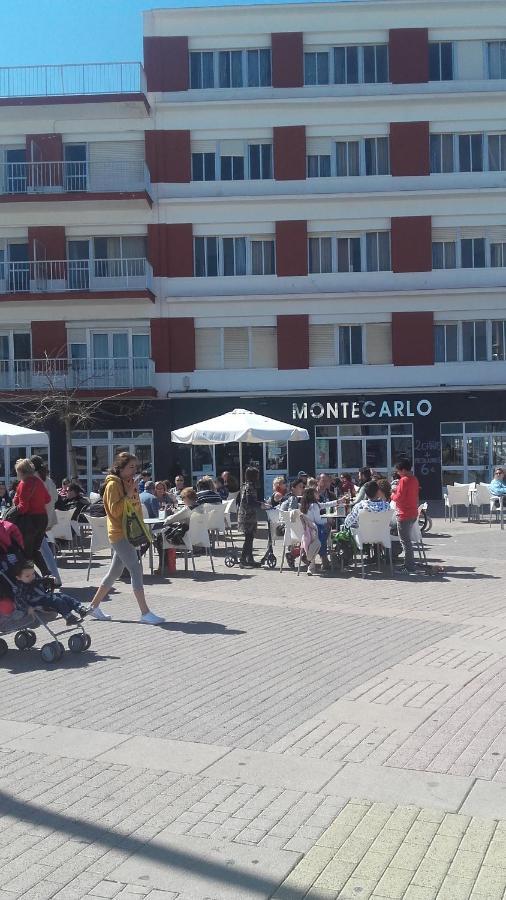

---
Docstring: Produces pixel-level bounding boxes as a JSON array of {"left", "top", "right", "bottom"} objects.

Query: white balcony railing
[
  {"left": 0, "top": 358, "right": 154, "bottom": 391},
  {"left": 0, "top": 259, "right": 152, "bottom": 293},
  {"left": 0, "top": 62, "right": 146, "bottom": 98},
  {"left": 0, "top": 159, "right": 150, "bottom": 194}
]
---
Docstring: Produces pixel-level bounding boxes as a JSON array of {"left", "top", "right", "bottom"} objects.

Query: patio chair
[
  {"left": 355, "top": 509, "right": 393, "bottom": 578},
  {"left": 201, "top": 502, "right": 237, "bottom": 556},
  {"left": 223, "top": 496, "right": 237, "bottom": 531},
  {"left": 489, "top": 493, "right": 505, "bottom": 529},
  {"left": 410, "top": 519, "right": 428, "bottom": 566},
  {"left": 46, "top": 508, "right": 77, "bottom": 563},
  {"left": 469, "top": 483, "right": 493, "bottom": 521},
  {"left": 86, "top": 517, "right": 111, "bottom": 581},
  {"left": 279, "top": 508, "right": 304, "bottom": 573},
  {"left": 446, "top": 485, "right": 472, "bottom": 522}
]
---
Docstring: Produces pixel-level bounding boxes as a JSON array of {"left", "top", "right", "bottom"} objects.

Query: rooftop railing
[
  {"left": 0, "top": 358, "right": 154, "bottom": 391},
  {"left": 0, "top": 159, "right": 150, "bottom": 195},
  {"left": 0, "top": 62, "right": 146, "bottom": 99},
  {"left": 0, "top": 259, "right": 152, "bottom": 293}
]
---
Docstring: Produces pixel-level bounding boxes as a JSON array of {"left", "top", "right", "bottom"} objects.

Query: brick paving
[{"left": 0, "top": 517, "right": 505, "bottom": 898}]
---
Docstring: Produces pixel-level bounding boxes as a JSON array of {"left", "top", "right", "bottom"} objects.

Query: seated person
[
  {"left": 221, "top": 471, "right": 239, "bottom": 494},
  {"left": 316, "top": 473, "right": 336, "bottom": 504},
  {"left": 345, "top": 480, "right": 391, "bottom": 530},
  {"left": 339, "top": 473, "right": 356, "bottom": 498},
  {"left": 490, "top": 468, "right": 506, "bottom": 499},
  {"left": 12, "top": 560, "right": 89, "bottom": 626},
  {"left": 279, "top": 477, "right": 305, "bottom": 511},
  {"left": 214, "top": 476, "right": 229, "bottom": 500},
  {"left": 154, "top": 480, "right": 177, "bottom": 511},
  {"left": 55, "top": 481, "right": 90, "bottom": 522},
  {"left": 268, "top": 476, "right": 288, "bottom": 507},
  {"left": 169, "top": 474, "right": 186, "bottom": 500},
  {"left": 195, "top": 477, "right": 223, "bottom": 506},
  {"left": 300, "top": 487, "right": 331, "bottom": 573},
  {"left": 154, "top": 488, "right": 197, "bottom": 573},
  {"left": 139, "top": 481, "right": 160, "bottom": 518}
]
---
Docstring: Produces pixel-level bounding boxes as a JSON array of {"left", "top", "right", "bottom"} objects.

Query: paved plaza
[{"left": 1, "top": 517, "right": 505, "bottom": 900}]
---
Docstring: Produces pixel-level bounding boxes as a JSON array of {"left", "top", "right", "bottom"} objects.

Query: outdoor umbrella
[
  {"left": 171, "top": 408, "right": 309, "bottom": 483},
  {"left": 0, "top": 421, "right": 49, "bottom": 447}
]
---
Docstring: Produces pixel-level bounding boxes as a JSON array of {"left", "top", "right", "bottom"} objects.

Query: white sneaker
[
  {"left": 89, "top": 607, "right": 112, "bottom": 621},
  {"left": 140, "top": 611, "right": 165, "bottom": 625}
]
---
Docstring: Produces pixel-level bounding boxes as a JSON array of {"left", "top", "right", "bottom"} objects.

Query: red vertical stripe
[
  {"left": 277, "top": 315, "right": 309, "bottom": 369},
  {"left": 271, "top": 33, "right": 304, "bottom": 88},
  {"left": 150, "top": 318, "right": 195, "bottom": 372},
  {"left": 273, "top": 126, "right": 306, "bottom": 180},
  {"left": 389, "top": 29, "right": 429, "bottom": 84},
  {"left": 392, "top": 312, "right": 434, "bottom": 366},
  {"left": 28, "top": 226, "right": 66, "bottom": 261},
  {"left": 143, "top": 36, "right": 189, "bottom": 91},
  {"left": 391, "top": 217, "right": 432, "bottom": 273},
  {"left": 148, "top": 224, "right": 193, "bottom": 277},
  {"left": 275, "top": 221, "right": 308, "bottom": 276},
  {"left": 390, "top": 122, "right": 430, "bottom": 176},
  {"left": 31, "top": 321, "right": 67, "bottom": 359},
  {"left": 145, "top": 131, "right": 191, "bottom": 183}
]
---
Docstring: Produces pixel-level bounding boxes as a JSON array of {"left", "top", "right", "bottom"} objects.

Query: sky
[{"left": 3, "top": 0, "right": 356, "bottom": 68}]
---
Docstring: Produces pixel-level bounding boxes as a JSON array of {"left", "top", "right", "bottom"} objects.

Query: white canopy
[
  {"left": 171, "top": 408, "right": 309, "bottom": 446},
  {"left": 0, "top": 421, "right": 49, "bottom": 447}
]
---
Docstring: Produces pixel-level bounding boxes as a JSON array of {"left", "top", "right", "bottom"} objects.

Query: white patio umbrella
[
  {"left": 0, "top": 421, "right": 49, "bottom": 447},
  {"left": 171, "top": 408, "right": 309, "bottom": 483}
]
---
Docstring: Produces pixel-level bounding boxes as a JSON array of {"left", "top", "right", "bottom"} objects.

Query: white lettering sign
[{"left": 292, "top": 398, "right": 432, "bottom": 421}]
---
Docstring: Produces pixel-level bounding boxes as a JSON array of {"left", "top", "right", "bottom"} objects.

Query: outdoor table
[{"left": 143, "top": 518, "right": 165, "bottom": 574}]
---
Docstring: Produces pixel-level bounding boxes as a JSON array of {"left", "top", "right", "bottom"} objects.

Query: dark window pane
[
  {"left": 471, "top": 134, "right": 483, "bottom": 171},
  {"left": 347, "top": 46, "right": 358, "bottom": 83},
  {"left": 249, "top": 145, "right": 260, "bottom": 179},
  {"left": 432, "top": 243, "right": 443, "bottom": 269},
  {"left": 221, "top": 157, "right": 232, "bottom": 181},
  {"left": 261, "top": 144, "right": 272, "bottom": 178},
  {"left": 247, "top": 50, "right": 260, "bottom": 86},
  {"left": 223, "top": 238, "right": 234, "bottom": 275},
  {"left": 475, "top": 321, "right": 487, "bottom": 359},
  {"left": 350, "top": 326, "right": 363, "bottom": 363},
  {"left": 192, "top": 153, "right": 203, "bottom": 181},
  {"left": 350, "top": 238, "right": 361, "bottom": 272},
  {"left": 204, "top": 153, "right": 215, "bottom": 180},
  {"left": 376, "top": 45, "right": 388, "bottom": 82},
  {"left": 445, "top": 243, "right": 456, "bottom": 269},
  {"left": 365, "top": 139, "right": 374, "bottom": 175},
  {"left": 339, "top": 327, "right": 351, "bottom": 364},
  {"left": 307, "top": 156, "right": 319, "bottom": 178},
  {"left": 462, "top": 322, "right": 475, "bottom": 360},
  {"left": 446, "top": 324, "right": 458, "bottom": 361},
  {"left": 459, "top": 135, "right": 471, "bottom": 171},
  {"left": 363, "top": 45, "right": 376, "bottom": 83},
  {"left": 461, "top": 239, "right": 473, "bottom": 267},
  {"left": 304, "top": 53, "right": 316, "bottom": 85},
  {"left": 202, "top": 53, "right": 214, "bottom": 88},
  {"left": 317, "top": 52, "right": 329, "bottom": 84},
  {"left": 441, "top": 43, "right": 453, "bottom": 80},
  {"left": 429, "top": 43, "right": 440, "bottom": 80},
  {"left": 320, "top": 155, "right": 331, "bottom": 177},
  {"left": 265, "top": 241, "right": 275, "bottom": 274},
  {"left": 334, "top": 47, "right": 346, "bottom": 83},
  {"left": 337, "top": 239, "right": 350, "bottom": 272},
  {"left": 434, "top": 324, "right": 445, "bottom": 361},
  {"left": 474, "top": 238, "right": 486, "bottom": 268},
  {"left": 194, "top": 238, "right": 205, "bottom": 276},
  {"left": 232, "top": 157, "right": 244, "bottom": 180},
  {"left": 235, "top": 238, "right": 246, "bottom": 275},
  {"left": 260, "top": 49, "right": 271, "bottom": 86},
  {"left": 190, "top": 53, "right": 201, "bottom": 89},
  {"left": 218, "top": 52, "right": 230, "bottom": 87},
  {"left": 231, "top": 51, "right": 243, "bottom": 87},
  {"left": 207, "top": 237, "right": 218, "bottom": 276}
]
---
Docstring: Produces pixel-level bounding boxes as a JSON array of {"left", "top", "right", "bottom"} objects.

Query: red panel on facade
[
  {"left": 391, "top": 216, "right": 432, "bottom": 273},
  {"left": 389, "top": 29, "right": 429, "bottom": 84},
  {"left": 31, "top": 321, "right": 67, "bottom": 359},
  {"left": 143, "top": 36, "right": 189, "bottom": 92},
  {"left": 28, "top": 226, "right": 66, "bottom": 261},
  {"left": 150, "top": 317, "right": 195, "bottom": 373},
  {"left": 275, "top": 221, "right": 308, "bottom": 276},
  {"left": 145, "top": 130, "right": 191, "bottom": 183},
  {"left": 271, "top": 33, "right": 304, "bottom": 88},
  {"left": 390, "top": 122, "right": 430, "bottom": 176},
  {"left": 148, "top": 224, "right": 193, "bottom": 277},
  {"left": 277, "top": 315, "right": 309, "bottom": 369},
  {"left": 273, "top": 126, "right": 306, "bottom": 180},
  {"left": 26, "top": 133, "right": 64, "bottom": 186},
  {"left": 392, "top": 312, "right": 434, "bottom": 366}
]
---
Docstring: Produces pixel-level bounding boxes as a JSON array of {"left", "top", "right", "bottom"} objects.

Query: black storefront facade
[{"left": 1, "top": 388, "right": 504, "bottom": 501}]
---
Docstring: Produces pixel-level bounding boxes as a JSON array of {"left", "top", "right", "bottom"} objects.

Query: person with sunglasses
[{"left": 490, "top": 467, "right": 506, "bottom": 498}]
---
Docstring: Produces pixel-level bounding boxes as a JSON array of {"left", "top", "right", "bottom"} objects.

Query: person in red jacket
[
  {"left": 391, "top": 458, "right": 420, "bottom": 575},
  {"left": 12, "top": 458, "right": 50, "bottom": 564}
]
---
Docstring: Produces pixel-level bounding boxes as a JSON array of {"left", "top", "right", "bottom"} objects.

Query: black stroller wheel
[
  {"left": 83, "top": 634, "right": 92, "bottom": 650},
  {"left": 14, "top": 630, "right": 31, "bottom": 651},
  {"left": 266, "top": 555, "right": 277, "bottom": 569},
  {"left": 224, "top": 556, "right": 235, "bottom": 568},
  {"left": 41, "top": 642, "right": 59, "bottom": 663},
  {"left": 25, "top": 630, "right": 37, "bottom": 648},
  {"left": 68, "top": 634, "right": 86, "bottom": 654},
  {"left": 56, "top": 642, "right": 65, "bottom": 659},
  {"left": 0, "top": 638, "right": 7, "bottom": 657}
]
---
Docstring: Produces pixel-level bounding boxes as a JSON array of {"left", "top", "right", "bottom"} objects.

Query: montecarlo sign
[{"left": 292, "top": 398, "right": 432, "bottom": 421}]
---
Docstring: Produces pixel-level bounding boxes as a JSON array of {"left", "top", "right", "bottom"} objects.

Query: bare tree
[{"left": 18, "top": 357, "right": 148, "bottom": 479}]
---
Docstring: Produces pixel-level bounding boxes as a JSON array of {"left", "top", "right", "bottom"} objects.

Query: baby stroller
[
  {"left": 259, "top": 507, "right": 279, "bottom": 569},
  {"left": 0, "top": 521, "right": 91, "bottom": 665}
]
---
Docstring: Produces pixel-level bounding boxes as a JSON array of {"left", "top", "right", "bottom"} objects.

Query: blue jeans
[{"left": 317, "top": 523, "right": 328, "bottom": 558}]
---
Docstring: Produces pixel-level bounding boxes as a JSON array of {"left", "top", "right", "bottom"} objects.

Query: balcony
[
  {"left": 0, "top": 62, "right": 146, "bottom": 98},
  {"left": 0, "top": 358, "right": 155, "bottom": 392},
  {"left": 0, "top": 160, "right": 150, "bottom": 196},
  {"left": 0, "top": 258, "right": 152, "bottom": 295}
]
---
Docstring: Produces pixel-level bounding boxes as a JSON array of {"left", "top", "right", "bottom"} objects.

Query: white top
[{"left": 304, "top": 502, "right": 324, "bottom": 526}]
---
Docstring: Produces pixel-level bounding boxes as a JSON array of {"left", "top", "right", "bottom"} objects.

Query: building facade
[{"left": 0, "top": 0, "right": 505, "bottom": 498}]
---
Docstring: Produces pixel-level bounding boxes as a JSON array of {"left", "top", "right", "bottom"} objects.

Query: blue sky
[{"left": 4, "top": 0, "right": 355, "bottom": 67}]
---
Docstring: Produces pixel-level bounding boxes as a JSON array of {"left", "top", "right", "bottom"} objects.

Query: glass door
[
  {"left": 68, "top": 240, "right": 89, "bottom": 290},
  {"left": 264, "top": 441, "right": 288, "bottom": 498},
  {"left": 6, "top": 148, "right": 27, "bottom": 193},
  {"left": 8, "top": 243, "right": 29, "bottom": 292},
  {"left": 0, "top": 336, "right": 9, "bottom": 388},
  {"left": 13, "top": 332, "right": 31, "bottom": 388},
  {"left": 132, "top": 333, "right": 150, "bottom": 386},
  {"left": 64, "top": 144, "right": 87, "bottom": 191}
]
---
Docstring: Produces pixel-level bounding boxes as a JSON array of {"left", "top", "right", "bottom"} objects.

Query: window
[
  {"left": 487, "top": 41, "right": 506, "bottom": 79},
  {"left": 429, "top": 42, "right": 454, "bottom": 81},
  {"left": 430, "top": 134, "right": 454, "bottom": 173},
  {"left": 441, "top": 420, "right": 506, "bottom": 487},
  {"left": 337, "top": 237, "right": 361, "bottom": 272},
  {"left": 220, "top": 155, "right": 244, "bottom": 181},
  {"left": 432, "top": 241, "right": 456, "bottom": 269},
  {"left": 71, "top": 430, "right": 153, "bottom": 495},
  {"left": 307, "top": 154, "right": 331, "bottom": 177},
  {"left": 190, "top": 51, "right": 214, "bottom": 89},
  {"left": 364, "top": 137, "right": 389, "bottom": 175},
  {"left": 488, "top": 135, "right": 506, "bottom": 171},
  {"left": 251, "top": 240, "right": 275, "bottom": 275},
  {"left": 93, "top": 236, "right": 146, "bottom": 277},
  {"left": 222, "top": 238, "right": 246, "bottom": 275},
  {"left": 462, "top": 321, "right": 487, "bottom": 361},
  {"left": 491, "top": 243, "right": 506, "bottom": 267},
  {"left": 194, "top": 237, "right": 218, "bottom": 277},
  {"left": 246, "top": 49, "right": 271, "bottom": 86},
  {"left": 458, "top": 134, "right": 483, "bottom": 172},
  {"left": 434, "top": 323, "right": 458, "bottom": 362},
  {"left": 335, "top": 141, "right": 360, "bottom": 176},
  {"left": 192, "top": 152, "right": 216, "bottom": 181},
  {"left": 366, "top": 232, "right": 391, "bottom": 271},
  {"left": 334, "top": 44, "right": 388, "bottom": 84},
  {"left": 308, "top": 237, "right": 333, "bottom": 274},
  {"left": 248, "top": 144, "right": 272, "bottom": 180},
  {"left": 219, "top": 50, "right": 243, "bottom": 88},
  {"left": 309, "top": 325, "right": 363, "bottom": 366},
  {"left": 195, "top": 326, "right": 277, "bottom": 369},
  {"left": 304, "top": 51, "right": 330, "bottom": 85},
  {"left": 492, "top": 321, "right": 506, "bottom": 360},
  {"left": 461, "top": 238, "right": 486, "bottom": 268}
]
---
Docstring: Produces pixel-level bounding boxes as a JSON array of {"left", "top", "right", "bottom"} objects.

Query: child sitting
[{"left": 12, "top": 561, "right": 89, "bottom": 626}]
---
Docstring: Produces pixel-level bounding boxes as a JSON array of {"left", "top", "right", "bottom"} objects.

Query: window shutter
[
  {"left": 195, "top": 328, "right": 221, "bottom": 370},
  {"left": 365, "top": 324, "right": 392, "bottom": 365},
  {"left": 67, "top": 328, "right": 87, "bottom": 343},
  {"left": 251, "top": 327, "right": 277, "bottom": 368},
  {"left": 192, "top": 141, "right": 216, "bottom": 153},
  {"left": 309, "top": 325, "right": 336, "bottom": 366},
  {"left": 224, "top": 328, "right": 249, "bottom": 368},
  {"left": 89, "top": 141, "right": 144, "bottom": 191},
  {"left": 219, "top": 140, "right": 245, "bottom": 155},
  {"left": 459, "top": 227, "right": 488, "bottom": 239},
  {"left": 432, "top": 227, "right": 457, "bottom": 241},
  {"left": 306, "top": 138, "right": 331, "bottom": 155},
  {"left": 488, "top": 226, "right": 506, "bottom": 241}
]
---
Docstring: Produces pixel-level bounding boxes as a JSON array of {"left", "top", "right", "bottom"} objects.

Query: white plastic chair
[
  {"left": 410, "top": 519, "right": 428, "bottom": 566},
  {"left": 47, "top": 508, "right": 77, "bottom": 562},
  {"left": 186, "top": 507, "right": 215, "bottom": 573},
  {"left": 446, "top": 485, "right": 472, "bottom": 521},
  {"left": 469, "top": 483, "right": 493, "bottom": 521},
  {"left": 489, "top": 493, "right": 505, "bottom": 529},
  {"left": 355, "top": 509, "right": 393, "bottom": 578},
  {"left": 279, "top": 508, "right": 305, "bottom": 573},
  {"left": 160, "top": 508, "right": 195, "bottom": 574},
  {"left": 204, "top": 502, "right": 237, "bottom": 556},
  {"left": 223, "top": 496, "right": 237, "bottom": 530},
  {"left": 86, "top": 517, "right": 111, "bottom": 581}
]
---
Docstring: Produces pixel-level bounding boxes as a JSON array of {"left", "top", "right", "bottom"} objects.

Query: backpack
[{"left": 88, "top": 499, "right": 106, "bottom": 518}]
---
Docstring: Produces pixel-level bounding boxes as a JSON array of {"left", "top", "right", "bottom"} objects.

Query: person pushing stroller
[{"left": 11, "top": 560, "right": 89, "bottom": 626}]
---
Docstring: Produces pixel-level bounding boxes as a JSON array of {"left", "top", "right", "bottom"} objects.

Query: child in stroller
[{"left": 11, "top": 560, "right": 89, "bottom": 626}]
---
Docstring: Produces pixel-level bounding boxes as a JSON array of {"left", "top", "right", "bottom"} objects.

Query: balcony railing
[
  {"left": 1, "top": 160, "right": 150, "bottom": 194},
  {"left": 0, "top": 259, "right": 152, "bottom": 293},
  {"left": 0, "top": 358, "right": 154, "bottom": 391},
  {"left": 0, "top": 63, "right": 146, "bottom": 98}
]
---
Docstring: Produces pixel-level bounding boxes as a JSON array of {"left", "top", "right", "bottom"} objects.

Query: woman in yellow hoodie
[{"left": 89, "top": 452, "right": 164, "bottom": 625}]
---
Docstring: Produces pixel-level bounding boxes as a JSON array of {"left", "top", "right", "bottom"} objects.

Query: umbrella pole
[{"left": 239, "top": 441, "right": 243, "bottom": 486}]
